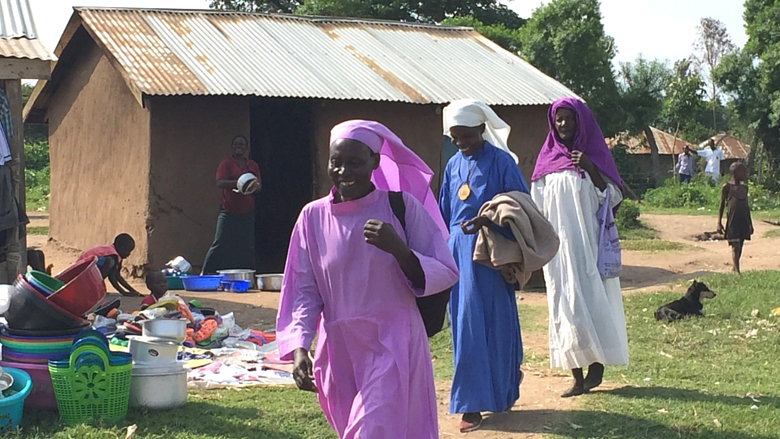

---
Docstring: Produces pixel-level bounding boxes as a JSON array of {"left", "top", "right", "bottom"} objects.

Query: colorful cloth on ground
[
  {"left": 217, "top": 156, "right": 261, "bottom": 215},
  {"left": 442, "top": 99, "right": 518, "bottom": 164},
  {"left": 330, "top": 120, "right": 448, "bottom": 237},
  {"left": 531, "top": 97, "right": 622, "bottom": 196},
  {"left": 202, "top": 208, "right": 255, "bottom": 273},
  {"left": 439, "top": 142, "right": 528, "bottom": 414},
  {"left": 531, "top": 170, "right": 629, "bottom": 369},
  {"left": 277, "top": 189, "right": 458, "bottom": 439}
]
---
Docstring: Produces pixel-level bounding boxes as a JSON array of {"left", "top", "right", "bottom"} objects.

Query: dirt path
[{"left": 22, "top": 212, "right": 780, "bottom": 438}]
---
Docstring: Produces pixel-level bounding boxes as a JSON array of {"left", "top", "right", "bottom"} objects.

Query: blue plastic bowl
[
  {"left": 220, "top": 280, "right": 251, "bottom": 293},
  {"left": 0, "top": 367, "right": 33, "bottom": 432},
  {"left": 182, "top": 275, "right": 223, "bottom": 292}
]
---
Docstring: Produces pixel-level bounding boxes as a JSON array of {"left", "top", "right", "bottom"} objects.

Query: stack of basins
[
  {"left": 127, "top": 318, "right": 189, "bottom": 409},
  {"left": 0, "top": 258, "right": 106, "bottom": 411}
]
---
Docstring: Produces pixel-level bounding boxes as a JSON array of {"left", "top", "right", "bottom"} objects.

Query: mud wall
[
  {"left": 47, "top": 37, "right": 150, "bottom": 270},
  {"left": 147, "top": 95, "right": 251, "bottom": 270},
  {"left": 310, "top": 100, "right": 550, "bottom": 198}
]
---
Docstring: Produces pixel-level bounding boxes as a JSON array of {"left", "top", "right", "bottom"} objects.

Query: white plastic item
[
  {"left": 166, "top": 256, "right": 192, "bottom": 274},
  {"left": 0, "top": 285, "right": 14, "bottom": 315},
  {"left": 235, "top": 173, "right": 259, "bottom": 194}
]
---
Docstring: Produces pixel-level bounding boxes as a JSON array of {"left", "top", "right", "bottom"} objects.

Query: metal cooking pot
[
  {"left": 127, "top": 336, "right": 180, "bottom": 364},
  {"left": 140, "top": 318, "right": 187, "bottom": 344},
  {"left": 256, "top": 274, "right": 284, "bottom": 292},
  {"left": 129, "top": 362, "right": 188, "bottom": 409}
]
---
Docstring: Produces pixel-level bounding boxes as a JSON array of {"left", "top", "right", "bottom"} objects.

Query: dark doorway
[{"left": 250, "top": 98, "right": 314, "bottom": 273}]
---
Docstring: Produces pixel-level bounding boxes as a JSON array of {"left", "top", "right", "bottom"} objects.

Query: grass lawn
[
  {"left": 547, "top": 271, "right": 780, "bottom": 439},
  {"left": 641, "top": 205, "right": 780, "bottom": 223},
  {"left": 26, "top": 226, "right": 48, "bottom": 235},
  {"left": 762, "top": 228, "right": 780, "bottom": 239},
  {"left": 620, "top": 221, "right": 692, "bottom": 252}
]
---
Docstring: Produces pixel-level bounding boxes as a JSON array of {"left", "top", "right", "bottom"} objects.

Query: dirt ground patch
[{"left": 23, "top": 212, "right": 780, "bottom": 438}]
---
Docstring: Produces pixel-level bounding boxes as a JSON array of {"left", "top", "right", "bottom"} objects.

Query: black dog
[{"left": 654, "top": 280, "right": 716, "bottom": 322}]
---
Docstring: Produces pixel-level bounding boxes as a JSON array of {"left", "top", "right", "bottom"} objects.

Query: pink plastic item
[{"left": 0, "top": 360, "right": 57, "bottom": 411}]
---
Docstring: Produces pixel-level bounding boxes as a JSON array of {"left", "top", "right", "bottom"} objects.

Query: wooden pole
[{"left": 4, "top": 79, "right": 25, "bottom": 273}]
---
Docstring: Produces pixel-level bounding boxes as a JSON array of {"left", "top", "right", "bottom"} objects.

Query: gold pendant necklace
[{"left": 457, "top": 183, "right": 471, "bottom": 201}]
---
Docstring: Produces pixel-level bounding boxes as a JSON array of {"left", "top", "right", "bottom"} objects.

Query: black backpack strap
[{"left": 388, "top": 191, "right": 406, "bottom": 231}]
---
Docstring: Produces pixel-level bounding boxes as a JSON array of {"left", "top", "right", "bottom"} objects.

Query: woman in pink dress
[{"left": 276, "top": 120, "right": 458, "bottom": 439}]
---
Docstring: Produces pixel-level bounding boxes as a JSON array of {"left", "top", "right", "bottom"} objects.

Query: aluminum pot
[
  {"left": 129, "top": 362, "right": 188, "bottom": 409},
  {"left": 218, "top": 269, "right": 256, "bottom": 288},
  {"left": 127, "top": 336, "right": 180, "bottom": 364},
  {"left": 140, "top": 318, "right": 187, "bottom": 344},
  {"left": 256, "top": 274, "right": 283, "bottom": 292}
]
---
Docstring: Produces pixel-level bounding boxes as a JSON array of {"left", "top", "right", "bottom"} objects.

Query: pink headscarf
[{"left": 330, "top": 120, "right": 449, "bottom": 238}]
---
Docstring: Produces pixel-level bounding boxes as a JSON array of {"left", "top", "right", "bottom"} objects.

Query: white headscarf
[{"left": 443, "top": 99, "right": 518, "bottom": 164}]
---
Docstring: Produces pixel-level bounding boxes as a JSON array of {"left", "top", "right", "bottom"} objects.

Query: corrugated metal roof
[
  {"left": 73, "top": 8, "right": 576, "bottom": 105},
  {"left": 0, "top": 0, "right": 36, "bottom": 38},
  {"left": 698, "top": 134, "right": 750, "bottom": 159},
  {"left": 607, "top": 127, "right": 690, "bottom": 155},
  {"left": 0, "top": 36, "right": 54, "bottom": 60},
  {"left": 0, "top": 0, "right": 55, "bottom": 61}
]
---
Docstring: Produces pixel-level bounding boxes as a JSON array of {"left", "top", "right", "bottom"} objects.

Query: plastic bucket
[
  {"left": 0, "top": 361, "right": 56, "bottom": 411},
  {"left": 0, "top": 367, "right": 33, "bottom": 431}
]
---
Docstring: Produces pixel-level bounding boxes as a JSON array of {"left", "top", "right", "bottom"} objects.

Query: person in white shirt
[{"left": 697, "top": 139, "right": 725, "bottom": 183}]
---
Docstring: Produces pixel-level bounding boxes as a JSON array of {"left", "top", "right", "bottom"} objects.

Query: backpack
[{"left": 388, "top": 191, "right": 451, "bottom": 338}]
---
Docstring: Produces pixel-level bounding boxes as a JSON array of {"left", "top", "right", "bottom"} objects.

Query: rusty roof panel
[
  {"left": 607, "top": 127, "right": 692, "bottom": 156},
  {"left": 0, "top": 0, "right": 55, "bottom": 61},
  {"left": 73, "top": 8, "right": 577, "bottom": 104},
  {"left": 0, "top": 36, "right": 54, "bottom": 60}
]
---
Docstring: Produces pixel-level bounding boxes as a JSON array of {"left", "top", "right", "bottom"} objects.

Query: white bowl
[{"left": 236, "top": 173, "right": 259, "bottom": 194}]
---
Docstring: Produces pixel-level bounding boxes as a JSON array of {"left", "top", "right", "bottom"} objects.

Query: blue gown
[{"left": 439, "top": 142, "right": 529, "bottom": 414}]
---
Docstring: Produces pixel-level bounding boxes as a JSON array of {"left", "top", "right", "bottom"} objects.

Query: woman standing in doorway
[
  {"left": 202, "top": 135, "right": 261, "bottom": 274},
  {"left": 530, "top": 97, "right": 629, "bottom": 398}
]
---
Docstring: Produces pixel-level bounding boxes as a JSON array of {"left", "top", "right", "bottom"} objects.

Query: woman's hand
[
  {"left": 460, "top": 216, "right": 491, "bottom": 235},
  {"left": 717, "top": 223, "right": 725, "bottom": 235},
  {"left": 571, "top": 151, "right": 595, "bottom": 172},
  {"left": 364, "top": 219, "right": 406, "bottom": 256},
  {"left": 293, "top": 348, "right": 317, "bottom": 393}
]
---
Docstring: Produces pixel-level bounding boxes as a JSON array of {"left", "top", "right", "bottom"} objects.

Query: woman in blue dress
[{"left": 439, "top": 100, "right": 529, "bottom": 432}]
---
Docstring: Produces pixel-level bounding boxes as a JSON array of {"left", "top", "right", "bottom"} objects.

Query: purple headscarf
[
  {"left": 531, "top": 97, "right": 623, "bottom": 194},
  {"left": 330, "top": 120, "right": 449, "bottom": 238}
]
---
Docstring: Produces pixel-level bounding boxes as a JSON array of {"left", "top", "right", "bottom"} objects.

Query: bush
[
  {"left": 615, "top": 199, "right": 641, "bottom": 230},
  {"left": 642, "top": 177, "right": 720, "bottom": 209},
  {"left": 24, "top": 140, "right": 49, "bottom": 171}
]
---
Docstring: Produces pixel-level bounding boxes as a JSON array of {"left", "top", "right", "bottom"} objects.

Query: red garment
[
  {"left": 141, "top": 295, "right": 158, "bottom": 307},
  {"left": 78, "top": 245, "right": 120, "bottom": 263},
  {"left": 216, "top": 156, "right": 261, "bottom": 215}
]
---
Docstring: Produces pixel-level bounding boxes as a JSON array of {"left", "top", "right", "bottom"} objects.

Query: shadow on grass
[
  {"left": 480, "top": 409, "right": 778, "bottom": 439},
  {"left": 620, "top": 268, "right": 715, "bottom": 290},
  {"left": 599, "top": 386, "right": 779, "bottom": 410},
  {"left": 21, "top": 401, "right": 315, "bottom": 439}
]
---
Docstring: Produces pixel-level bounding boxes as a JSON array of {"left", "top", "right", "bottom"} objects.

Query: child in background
[
  {"left": 78, "top": 233, "right": 140, "bottom": 296},
  {"left": 718, "top": 162, "right": 753, "bottom": 274},
  {"left": 140, "top": 271, "right": 168, "bottom": 310}
]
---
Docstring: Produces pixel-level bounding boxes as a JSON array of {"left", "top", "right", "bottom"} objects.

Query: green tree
[
  {"left": 658, "top": 59, "right": 710, "bottom": 142},
  {"left": 692, "top": 17, "right": 737, "bottom": 131},
  {"left": 614, "top": 56, "right": 671, "bottom": 181},
  {"left": 440, "top": 16, "right": 521, "bottom": 52},
  {"left": 713, "top": 0, "right": 780, "bottom": 189},
  {"left": 210, "top": 0, "right": 524, "bottom": 28},
  {"left": 517, "top": 0, "right": 623, "bottom": 136}
]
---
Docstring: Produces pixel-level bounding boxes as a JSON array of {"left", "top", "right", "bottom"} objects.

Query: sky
[{"left": 29, "top": 0, "right": 748, "bottom": 68}]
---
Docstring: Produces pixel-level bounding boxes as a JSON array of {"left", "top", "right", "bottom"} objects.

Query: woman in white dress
[{"left": 530, "top": 97, "right": 629, "bottom": 398}]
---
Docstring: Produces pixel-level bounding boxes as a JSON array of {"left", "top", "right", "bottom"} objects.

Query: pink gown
[{"left": 277, "top": 189, "right": 459, "bottom": 439}]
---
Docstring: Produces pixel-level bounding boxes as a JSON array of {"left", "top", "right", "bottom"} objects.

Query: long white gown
[{"left": 531, "top": 170, "right": 629, "bottom": 370}]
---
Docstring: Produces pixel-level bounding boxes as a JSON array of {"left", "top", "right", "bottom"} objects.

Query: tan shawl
[{"left": 473, "top": 191, "right": 560, "bottom": 287}]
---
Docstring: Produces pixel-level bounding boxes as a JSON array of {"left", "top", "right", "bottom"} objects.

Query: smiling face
[
  {"left": 449, "top": 125, "right": 485, "bottom": 156},
  {"left": 328, "top": 139, "right": 379, "bottom": 202},
  {"left": 554, "top": 107, "right": 578, "bottom": 147},
  {"left": 231, "top": 136, "right": 248, "bottom": 158}
]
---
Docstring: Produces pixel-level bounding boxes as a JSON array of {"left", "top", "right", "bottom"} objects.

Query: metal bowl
[
  {"left": 256, "top": 274, "right": 283, "bottom": 292},
  {"left": 140, "top": 318, "right": 187, "bottom": 344},
  {"left": 218, "top": 270, "right": 256, "bottom": 287}
]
